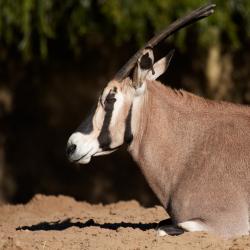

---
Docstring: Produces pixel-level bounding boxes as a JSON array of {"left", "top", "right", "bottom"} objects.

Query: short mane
[{"left": 148, "top": 80, "right": 250, "bottom": 116}]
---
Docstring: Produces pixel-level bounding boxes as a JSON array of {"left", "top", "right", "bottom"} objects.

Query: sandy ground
[{"left": 0, "top": 195, "right": 250, "bottom": 250}]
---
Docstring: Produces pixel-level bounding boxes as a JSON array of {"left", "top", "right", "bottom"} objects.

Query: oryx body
[{"left": 67, "top": 4, "right": 250, "bottom": 238}]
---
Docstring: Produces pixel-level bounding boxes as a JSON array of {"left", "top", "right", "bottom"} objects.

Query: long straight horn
[{"left": 114, "top": 3, "right": 216, "bottom": 81}]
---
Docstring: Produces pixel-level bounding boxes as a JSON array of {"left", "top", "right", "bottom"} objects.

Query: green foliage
[{"left": 0, "top": 0, "right": 249, "bottom": 61}]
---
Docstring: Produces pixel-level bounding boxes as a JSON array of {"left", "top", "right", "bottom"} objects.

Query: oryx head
[{"left": 66, "top": 4, "right": 215, "bottom": 164}]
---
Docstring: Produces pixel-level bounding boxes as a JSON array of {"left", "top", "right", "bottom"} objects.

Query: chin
[{"left": 77, "top": 157, "right": 92, "bottom": 164}]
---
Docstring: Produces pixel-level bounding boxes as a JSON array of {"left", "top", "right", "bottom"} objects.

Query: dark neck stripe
[{"left": 124, "top": 104, "right": 133, "bottom": 144}]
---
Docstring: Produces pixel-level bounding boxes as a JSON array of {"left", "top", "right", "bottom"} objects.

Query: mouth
[
  {"left": 72, "top": 149, "right": 92, "bottom": 164},
  {"left": 93, "top": 146, "right": 121, "bottom": 156},
  {"left": 71, "top": 145, "right": 122, "bottom": 164}
]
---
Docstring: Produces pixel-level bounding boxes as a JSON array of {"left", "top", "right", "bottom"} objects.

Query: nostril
[{"left": 66, "top": 144, "right": 77, "bottom": 156}]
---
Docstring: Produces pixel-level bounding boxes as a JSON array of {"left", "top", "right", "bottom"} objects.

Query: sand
[{"left": 0, "top": 194, "right": 250, "bottom": 249}]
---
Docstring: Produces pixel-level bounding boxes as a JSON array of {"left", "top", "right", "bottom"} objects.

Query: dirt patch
[{"left": 0, "top": 195, "right": 250, "bottom": 249}]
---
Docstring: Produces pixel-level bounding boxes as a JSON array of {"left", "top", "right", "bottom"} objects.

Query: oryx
[{"left": 67, "top": 4, "right": 250, "bottom": 238}]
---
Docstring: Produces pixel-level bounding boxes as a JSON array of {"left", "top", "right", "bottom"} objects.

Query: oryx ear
[
  {"left": 132, "top": 47, "right": 154, "bottom": 89},
  {"left": 146, "top": 49, "right": 175, "bottom": 81}
]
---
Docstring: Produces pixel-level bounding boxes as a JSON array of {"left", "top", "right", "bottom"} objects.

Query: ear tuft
[
  {"left": 132, "top": 48, "right": 154, "bottom": 89},
  {"left": 146, "top": 49, "right": 175, "bottom": 81},
  {"left": 140, "top": 52, "right": 154, "bottom": 71}
]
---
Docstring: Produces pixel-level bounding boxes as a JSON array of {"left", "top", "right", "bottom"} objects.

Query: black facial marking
[
  {"left": 140, "top": 47, "right": 155, "bottom": 75},
  {"left": 104, "top": 93, "right": 116, "bottom": 106},
  {"left": 140, "top": 52, "right": 153, "bottom": 70},
  {"left": 124, "top": 104, "right": 133, "bottom": 144},
  {"left": 76, "top": 104, "right": 97, "bottom": 134},
  {"left": 98, "top": 91, "right": 116, "bottom": 150}
]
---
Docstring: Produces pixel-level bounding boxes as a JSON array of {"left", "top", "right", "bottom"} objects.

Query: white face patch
[
  {"left": 110, "top": 91, "right": 123, "bottom": 127},
  {"left": 67, "top": 132, "right": 100, "bottom": 163},
  {"left": 93, "top": 102, "right": 105, "bottom": 131}
]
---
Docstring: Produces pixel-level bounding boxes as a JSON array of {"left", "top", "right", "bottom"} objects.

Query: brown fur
[{"left": 128, "top": 80, "right": 250, "bottom": 238}]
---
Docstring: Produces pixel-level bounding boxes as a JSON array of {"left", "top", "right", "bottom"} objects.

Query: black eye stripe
[
  {"left": 98, "top": 97, "right": 115, "bottom": 150},
  {"left": 104, "top": 92, "right": 116, "bottom": 107},
  {"left": 105, "top": 95, "right": 116, "bottom": 104},
  {"left": 97, "top": 87, "right": 118, "bottom": 150}
]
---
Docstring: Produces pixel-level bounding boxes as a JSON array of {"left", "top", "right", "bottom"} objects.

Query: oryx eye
[
  {"left": 104, "top": 93, "right": 116, "bottom": 105},
  {"left": 105, "top": 96, "right": 116, "bottom": 104}
]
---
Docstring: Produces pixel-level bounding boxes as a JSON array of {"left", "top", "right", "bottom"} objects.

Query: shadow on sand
[{"left": 16, "top": 218, "right": 158, "bottom": 231}]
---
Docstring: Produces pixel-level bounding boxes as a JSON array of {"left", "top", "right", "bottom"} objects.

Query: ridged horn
[{"left": 114, "top": 3, "right": 216, "bottom": 81}]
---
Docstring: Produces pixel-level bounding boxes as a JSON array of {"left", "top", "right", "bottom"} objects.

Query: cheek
[
  {"left": 109, "top": 98, "right": 132, "bottom": 147},
  {"left": 109, "top": 120, "right": 125, "bottom": 148}
]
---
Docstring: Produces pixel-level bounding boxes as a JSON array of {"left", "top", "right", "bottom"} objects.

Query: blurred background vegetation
[{"left": 0, "top": 0, "right": 249, "bottom": 205}]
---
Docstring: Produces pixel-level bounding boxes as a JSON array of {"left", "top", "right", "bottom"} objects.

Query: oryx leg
[
  {"left": 178, "top": 219, "right": 209, "bottom": 232},
  {"left": 156, "top": 218, "right": 184, "bottom": 236},
  {"left": 156, "top": 219, "right": 208, "bottom": 236}
]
